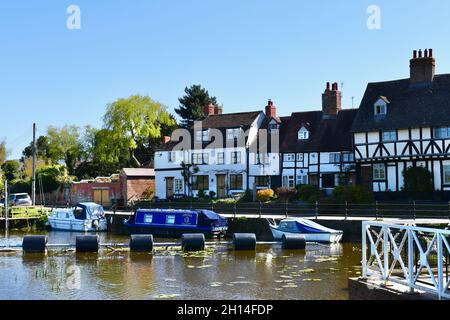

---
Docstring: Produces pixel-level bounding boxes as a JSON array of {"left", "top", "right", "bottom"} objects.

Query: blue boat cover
[{"left": 294, "top": 218, "right": 339, "bottom": 234}]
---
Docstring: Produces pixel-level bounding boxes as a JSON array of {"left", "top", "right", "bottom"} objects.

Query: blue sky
[{"left": 1, "top": 0, "right": 450, "bottom": 159}]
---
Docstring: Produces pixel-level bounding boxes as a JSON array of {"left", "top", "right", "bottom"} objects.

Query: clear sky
[{"left": 1, "top": 0, "right": 450, "bottom": 159}]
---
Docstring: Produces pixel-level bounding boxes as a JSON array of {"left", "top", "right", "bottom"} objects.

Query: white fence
[{"left": 362, "top": 221, "right": 450, "bottom": 299}]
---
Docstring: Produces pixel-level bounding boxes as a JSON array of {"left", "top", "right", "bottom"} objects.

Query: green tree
[
  {"left": 103, "top": 95, "right": 177, "bottom": 167},
  {"left": 1, "top": 160, "right": 20, "bottom": 181},
  {"left": 22, "top": 136, "right": 50, "bottom": 161},
  {"left": 46, "top": 125, "right": 83, "bottom": 175},
  {"left": 0, "top": 140, "right": 6, "bottom": 165},
  {"left": 175, "top": 85, "right": 218, "bottom": 128},
  {"left": 403, "top": 166, "right": 434, "bottom": 199}
]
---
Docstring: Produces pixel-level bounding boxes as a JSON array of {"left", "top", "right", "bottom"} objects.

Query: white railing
[{"left": 362, "top": 221, "right": 450, "bottom": 300}]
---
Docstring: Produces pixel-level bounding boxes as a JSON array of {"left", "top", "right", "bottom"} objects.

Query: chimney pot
[
  {"left": 265, "top": 99, "right": 276, "bottom": 118},
  {"left": 425, "top": 49, "right": 428, "bottom": 58},
  {"left": 326, "top": 82, "right": 330, "bottom": 91},
  {"left": 322, "top": 81, "right": 341, "bottom": 116},
  {"left": 429, "top": 49, "right": 433, "bottom": 57},
  {"left": 410, "top": 48, "right": 435, "bottom": 84},
  {"left": 413, "top": 50, "right": 417, "bottom": 59},
  {"left": 419, "top": 49, "right": 422, "bottom": 58}
]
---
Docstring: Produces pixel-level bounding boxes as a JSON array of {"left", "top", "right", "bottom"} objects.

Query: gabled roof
[
  {"left": 197, "top": 111, "right": 262, "bottom": 129},
  {"left": 281, "top": 109, "right": 358, "bottom": 153},
  {"left": 351, "top": 74, "right": 450, "bottom": 132}
]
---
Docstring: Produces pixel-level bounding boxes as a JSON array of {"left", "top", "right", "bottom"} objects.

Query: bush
[
  {"left": 256, "top": 189, "right": 275, "bottom": 202},
  {"left": 238, "top": 189, "right": 253, "bottom": 202},
  {"left": 297, "top": 185, "right": 318, "bottom": 202},
  {"left": 209, "top": 191, "right": 216, "bottom": 199},
  {"left": 332, "top": 185, "right": 373, "bottom": 203},
  {"left": 276, "top": 187, "right": 297, "bottom": 202},
  {"left": 402, "top": 166, "right": 434, "bottom": 199},
  {"left": 197, "top": 189, "right": 207, "bottom": 200}
]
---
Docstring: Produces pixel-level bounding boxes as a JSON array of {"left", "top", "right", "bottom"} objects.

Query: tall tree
[
  {"left": 103, "top": 95, "right": 177, "bottom": 167},
  {"left": 0, "top": 140, "right": 6, "bottom": 165},
  {"left": 175, "top": 84, "right": 218, "bottom": 128},
  {"left": 22, "top": 136, "right": 50, "bottom": 161},
  {"left": 1, "top": 160, "right": 20, "bottom": 181},
  {"left": 46, "top": 125, "right": 83, "bottom": 175}
]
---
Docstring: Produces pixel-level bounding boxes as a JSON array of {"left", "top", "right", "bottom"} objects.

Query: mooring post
[
  {"left": 315, "top": 201, "right": 319, "bottom": 220},
  {"left": 375, "top": 201, "right": 379, "bottom": 220},
  {"left": 345, "top": 201, "right": 348, "bottom": 220},
  {"left": 233, "top": 202, "right": 237, "bottom": 218}
]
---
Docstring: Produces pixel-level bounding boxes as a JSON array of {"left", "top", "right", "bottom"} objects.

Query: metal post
[
  {"left": 315, "top": 201, "right": 319, "bottom": 220},
  {"left": 408, "top": 229, "right": 414, "bottom": 293},
  {"left": 437, "top": 233, "right": 444, "bottom": 299},
  {"left": 362, "top": 222, "right": 367, "bottom": 278},
  {"left": 31, "top": 123, "right": 36, "bottom": 206},
  {"left": 383, "top": 226, "right": 389, "bottom": 281},
  {"left": 345, "top": 201, "right": 348, "bottom": 220},
  {"left": 4, "top": 180, "right": 8, "bottom": 232}
]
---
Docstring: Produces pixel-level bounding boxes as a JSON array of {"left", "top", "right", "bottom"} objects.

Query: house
[
  {"left": 352, "top": 49, "right": 450, "bottom": 192},
  {"left": 154, "top": 103, "right": 280, "bottom": 199},
  {"left": 120, "top": 168, "right": 155, "bottom": 204},
  {"left": 71, "top": 175, "right": 121, "bottom": 207},
  {"left": 280, "top": 82, "right": 358, "bottom": 192}
]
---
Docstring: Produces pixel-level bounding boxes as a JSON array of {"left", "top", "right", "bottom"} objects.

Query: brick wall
[{"left": 124, "top": 177, "right": 155, "bottom": 203}]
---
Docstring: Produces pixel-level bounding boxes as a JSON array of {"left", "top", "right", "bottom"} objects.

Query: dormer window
[
  {"left": 298, "top": 127, "right": 309, "bottom": 140},
  {"left": 374, "top": 97, "right": 389, "bottom": 116},
  {"left": 268, "top": 120, "right": 279, "bottom": 132}
]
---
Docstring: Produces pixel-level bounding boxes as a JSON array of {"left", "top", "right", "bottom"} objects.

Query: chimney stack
[
  {"left": 265, "top": 99, "right": 277, "bottom": 118},
  {"left": 214, "top": 105, "right": 223, "bottom": 115},
  {"left": 410, "top": 48, "right": 435, "bottom": 84},
  {"left": 163, "top": 136, "right": 171, "bottom": 144},
  {"left": 203, "top": 102, "right": 216, "bottom": 117},
  {"left": 322, "top": 82, "right": 342, "bottom": 117}
]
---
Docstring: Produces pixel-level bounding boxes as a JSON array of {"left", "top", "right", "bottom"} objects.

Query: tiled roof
[
  {"left": 121, "top": 168, "right": 155, "bottom": 177},
  {"left": 351, "top": 74, "right": 450, "bottom": 132},
  {"left": 196, "top": 111, "right": 262, "bottom": 129}
]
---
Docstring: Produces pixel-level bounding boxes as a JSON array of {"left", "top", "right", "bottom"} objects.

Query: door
[
  {"left": 166, "top": 178, "right": 174, "bottom": 199},
  {"left": 93, "top": 189, "right": 110, "bottom": 207},
  {"left": 322, "top": 174, "right": 335, "bottom": 189},
  {"left": 216, "top": 175, "right": 226, "bottom": 198}
]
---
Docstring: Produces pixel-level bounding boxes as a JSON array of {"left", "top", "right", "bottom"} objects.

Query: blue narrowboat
[{"left": 123, "top": 209, "right": 228, "bottom": 238}]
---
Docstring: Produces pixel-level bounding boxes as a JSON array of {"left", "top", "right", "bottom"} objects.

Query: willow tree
[{"left": 103, "top": 95, "right": 177, "bottom": 167}]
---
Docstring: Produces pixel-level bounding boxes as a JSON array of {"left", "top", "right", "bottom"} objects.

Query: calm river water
[{"left": 0, "top": 231, "right": 362, "bottom": 300}]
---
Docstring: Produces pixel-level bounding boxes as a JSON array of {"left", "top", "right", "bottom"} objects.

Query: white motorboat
[
  {"left": 269, "top": 218, "right": 343, "bottom": 243},
  {"left": 47, "top": 202, "right": 108, "bottom": 232}
]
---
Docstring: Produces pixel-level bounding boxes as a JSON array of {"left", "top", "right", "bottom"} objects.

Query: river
[{"left": 0, "top": 231, "right": 362, "bottom": 300}]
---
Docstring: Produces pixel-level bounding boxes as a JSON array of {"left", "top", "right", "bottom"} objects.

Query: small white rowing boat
[
  {"left": 269, "top": 218, "right": 343, "bottom": 243},
  {"left": 47, "top": 202, "right": 107, "bottom": 232}
]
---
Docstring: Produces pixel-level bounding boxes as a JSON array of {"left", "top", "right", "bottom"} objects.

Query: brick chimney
[
  {"left": 203, "top": 103, "right": 216, "bottom": 117},
  {"left": 322, "top": 82, "right": 341, "bottom": 116},
  {"left": 265, "top": 99, "right": 277, "bottom": 118},
  {"left": 410, "top": 49, "right": 435, "bottom": 84},
  {"left": 214, "top": 105, "right": 223, "bottom": 115},
  {"left": 163, "top": 136, "right": 171, "bottom": 144}
]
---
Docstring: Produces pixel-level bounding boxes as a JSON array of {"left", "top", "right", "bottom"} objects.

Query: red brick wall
[
  {"left": 71, "top": 182, "right": 121, "bottom": 203},
  {"left": 125, "top": 177, "right": 155, "bottom": 203}
]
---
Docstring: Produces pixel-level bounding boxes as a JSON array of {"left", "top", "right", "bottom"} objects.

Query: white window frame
[
  {"left": 296, "top": 153, "right": 304, "bottom": 162},
  {"left": 373, "top": 163, "right": 386, "bottom": 181},
  {"left": 192, "top": 153, "right": 209, "bottom": 165},
  {"left": 382, "top": 130, "right": 397, "bottom": 142},
  {"left": 444, "top": 165, "right": 450, "bottom": 185},
  {"left": 435, "top": 127, "right": 450, "bottom": 139},
  {"left": 196, "top": 130, "right": 210, "bottom": 143},
  {"left": 217, "top": 152, "right": 225, "bottom": 165},
  {"left": 256, "top": 153, "right": 270, "bottom": 165},
  {"left": 168, "top": 151, "right": 176, "bottom": 163},
  {"left": 329, "top": 153, "right": 341, "bottom": 163},
  {"left": 298, "top": 127, "right": 309, "bottom": 140},
  {"left": 174, "top": 179, "right": 183, "bottom": 194},
  {"left": 231, "top": 151, "right": 241, "bottom": 164},
  {"left": 226, "top": 128, "right": 241, "bottom": 140},
  {"left": 283, "top": 153, "right": 295, "bottom": 162},
  {"left": 374, "top": 104, "right": 387, "bottom": 116},
  {"left": 296, "top": 175, "right": 307, "bottom": 186},
  {"left": 342, "top": 152, "right": 354, "bottom": 163},
  {"left": 282, "top": 176, "right": 295, "bottom": 188}
]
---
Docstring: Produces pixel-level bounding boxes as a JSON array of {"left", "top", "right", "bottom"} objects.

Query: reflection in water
[{"left": 0, "top": 231, "right": 362, "bottom": 300}]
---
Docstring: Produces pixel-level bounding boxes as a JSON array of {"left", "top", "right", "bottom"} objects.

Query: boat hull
[
  {"left": 270, "top": 226, "right": 343, "bottom": 243},
  {"left": 47, "top": 218, "right": 108, "bottom": 232},
  {"left": 124, "top": 225, "right": 227, "bottom": 238}
]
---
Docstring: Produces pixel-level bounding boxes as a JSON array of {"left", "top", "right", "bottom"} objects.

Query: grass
[{"left": 0, "top": 206, "right": 49, "bottom": 219}]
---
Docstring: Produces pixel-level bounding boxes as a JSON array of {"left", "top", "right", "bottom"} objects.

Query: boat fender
[
  {"left": 22, "top": 235, "right": 48, "bottom": 253},
  {"left": 181, "top": 234, "right": 205, "bottom": 252},
  {"left": 281, "top": 234, "right": 306, "bottom": 250},
  {"left": 232, "top": 233, "right": 257, "bottom": 251},
  {"left": 93, "top": 220, "right": 99, "bottom": 229},
  {"left": 76, "top": 235, "right": 99, "bottom": 253},
  {"left": 130, "top": 235, "right": 154, "bottom": 252}
]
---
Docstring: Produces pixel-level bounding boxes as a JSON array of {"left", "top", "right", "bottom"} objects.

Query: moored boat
[
  {"left": 123, "top": 209, "right": 228, "bottom": 238},
  {"left": 269, "top": 218, "right": 343, "bottom": 243},
  {"left": 47, "top": 202, "right": 108, "bottom": 232}
]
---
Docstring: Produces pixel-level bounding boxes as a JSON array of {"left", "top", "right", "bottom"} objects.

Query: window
[
  {"left": 435, "top": 127, "right": 450, "bottom": 139},
  {"left": 373, "top": 164, "right": 386, "bottom": 181},
  {"left": 196, "top": 130, "right": 210, "bottom": 142},
  {"left": 231, "top": 151, "right": 241, "bottom": 164},
  {"left": 166, "top": 215, "right": 176, "bottom": 224},
  {"left": 342, "top": 153, "right": 354, "bottom": 163},
  {"left": 256, "top": 153, "right": 270, "bottom": 165},
  {"left": 174, "top": 179, "right": 183, "bottom": 194},
  {"left": 192, "top": 175, "right": 209, "bottom": 190},
  {"left": 374, "top": 104, "right": 386, "bottom": 116},
  {"left": 269, "top": 123, "right": 279, "bottom": 131},
  {"left": 298, "top": 127, "right": 309, "bottom": 140},
  {"left": 255, "top": 176, "right": 269, "bottom": 187},
  {"left": 217, "top": 152, "right": 225, "bottom": 165},
  {"left": 329, "top": 153, "right": 341, "bottom": 163},
  {"left": 282, "top": 176, "right": 295, "bottom": 188},
  {"left": 283, "top": 154, "right": 295, "bottom": 162},
  {"left": 144, "top": 214, "right": 153, "bottom": 223},
  {"left": 230, "top": 175, "right": 243, "bottom": 189},
  {"left": 444, "top": 166, "right": 450, "bottom": 185},
  {"left": 168, "top": 151, "right": 176, "bottom": 163},
  {"left": 296, "top": 175, "right": 307, "bottom": 186},
  {"left": 192, "top": 153, "right": 209, "bottom": 165},
  {"left": 382, "top": 131, "right": 397, "bottom": 142},
  {"left": 227, "top": 128, "right": 241, "bottom": 140},
  {"left": 297, "top": 154, "right": 304, "bottom": 162}
]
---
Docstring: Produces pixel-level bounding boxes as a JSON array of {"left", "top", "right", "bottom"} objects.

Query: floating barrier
[
  {"left": 130, "top": 235, "right": 154, "bottom": 252},
  {"left": 181, "top": 234, "right": 205, "bottom": 252},
  {"left": 232, "top": 233, "right": 257, "bottom": 251},
  {"left": 75, "top": 235, "right": 99, "bottom": 253},
  {"left": 281, "top": 234, "right": 306, "bottom": 250},
  {"left": 22, "top": 235, "right": 48, "bottom": 253}
]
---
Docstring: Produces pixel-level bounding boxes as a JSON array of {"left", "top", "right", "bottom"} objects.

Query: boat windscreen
[
  {"left": 295, "top": 219, "right": 340, "bottom": 233},
  {"left": 201, "top": 210, "right": 222, "bottom": 220}
]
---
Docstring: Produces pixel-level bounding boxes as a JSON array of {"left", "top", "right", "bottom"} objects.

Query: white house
[
  {"left": 279, "top": 82, "right": 357, "bottom": 191},
  {"left": 154, "top": 102, "right": 281, "bottom": 199},
  {"left": 352, "top": 49, "right": 450, "bottom": 192}
]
